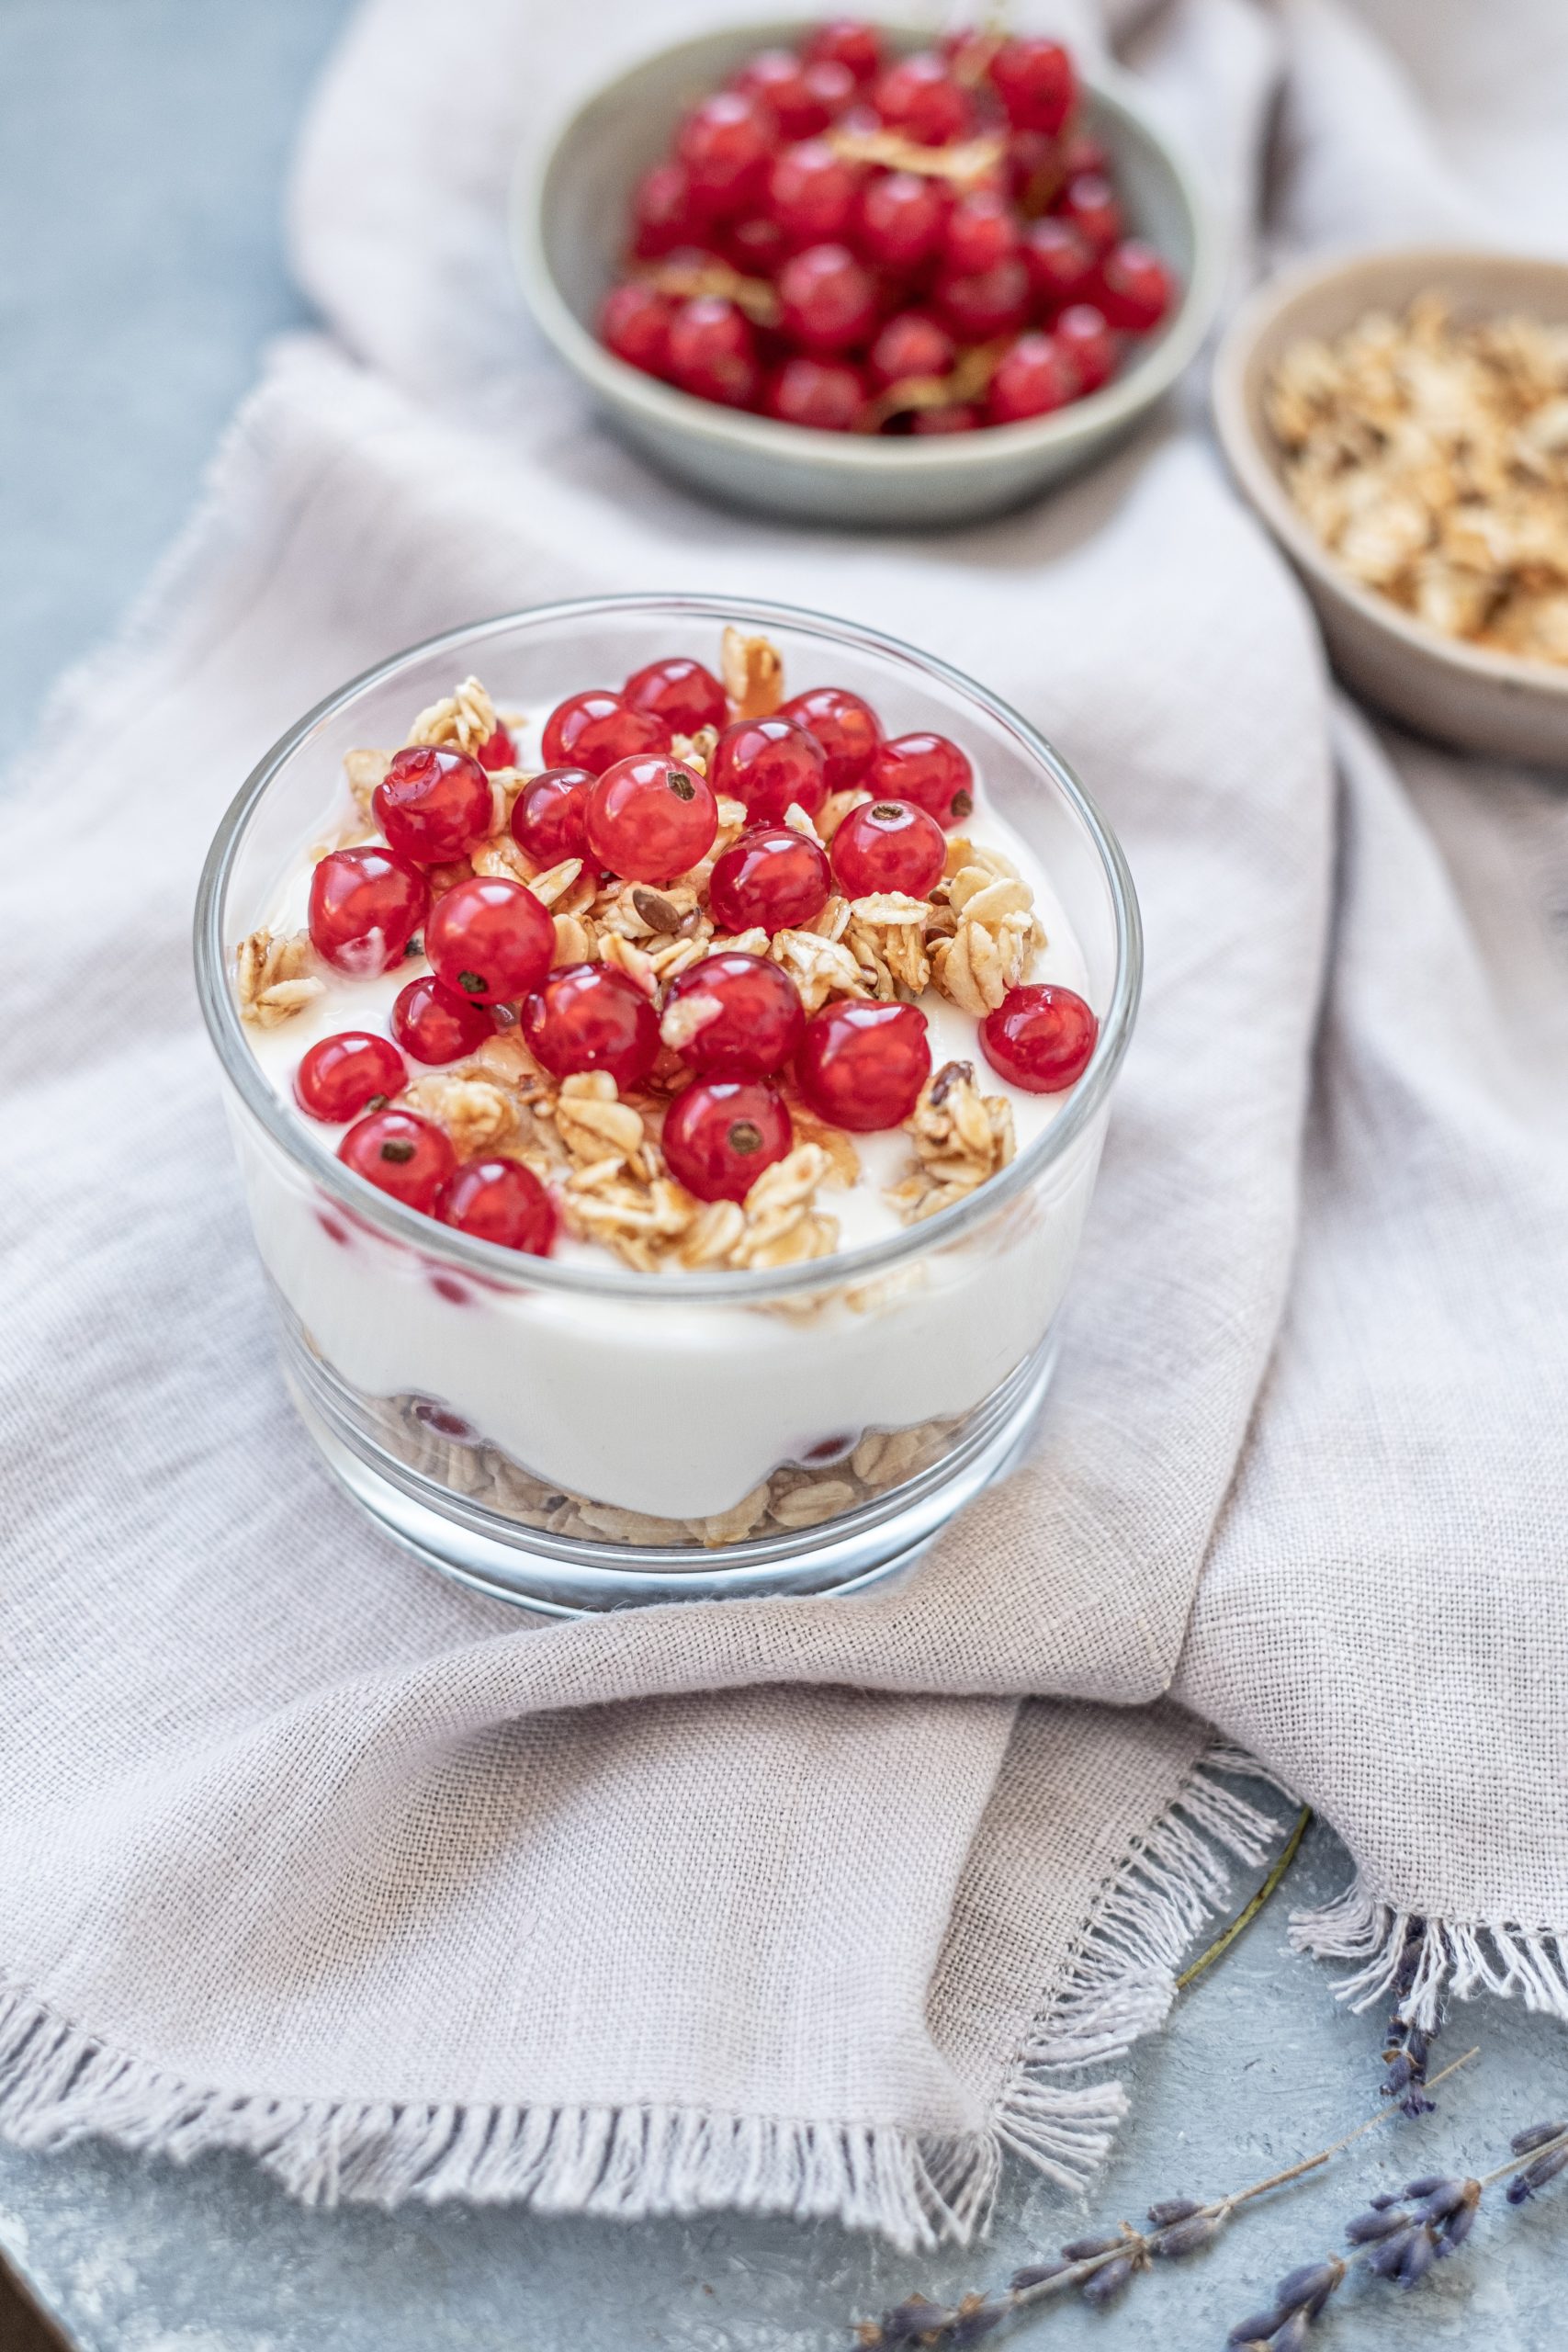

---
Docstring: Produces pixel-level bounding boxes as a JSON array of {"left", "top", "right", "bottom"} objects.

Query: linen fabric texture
[{"left": 2, "top": 0, "right": 1565, "bottom": 2243}]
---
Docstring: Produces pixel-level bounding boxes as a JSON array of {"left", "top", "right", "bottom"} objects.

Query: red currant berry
[
  {"left": 803, "top": 17, "right": 882, "bottom": 83},
  {"left": 521, "top": 962, "right": 660, "bottom": 1090},
  {"left": 797, "top": 1000, "right": 931, "bottom": 1131},
  {"left": 802, "top": 57, "right": 856, "bottom": 120},
  {"left": 426, "top": 876, "right": 554, "bottom": 1003},
  {"left": 600, "top": 280, "right": 674, "bottom": 377},
  {"left": 338, "top": 1108, "right": 456, "bottom": 1211},
  {"left": 663, "top": 952, "right": 805, "bottom": 1079},
  {"left": 632, "top": 160, "right": 698, "bottom": 258},
  {"left": 854, "top": 169, "right": 949, "bottom": 272},
  {"left": 830, "top": 797, "right": 945, "bottom": 898},
  {"left": 874, "top": 51, "right": 971, "bottom": 146},
  {"left": 372, "top": 744, "right": 491, "bottom": 865},
  {"left": 1064, "top": 130, "right": 1110, "bottom": 178},
  {"left": 987, "top": 331, "right": 1078, "bottom": 424},
  {"left": 667, "top": 295, "right": 761, "bottom": 407},
  {"left": 1094, "top": 240, "right": 1174, "bottom": 333},
  {"left": 764, "top": 355, "right": 866, "bottom": 431},
  {"left": 943, "top": 189, "right": 1018, "bottom": 276},
  {"left": 719, "top": 211, "right": 788, "bottom": 277},
  {"left": 778, "top": 684, "right": 883, "bottom": 789},
  {"left": 712, "top": 717, "right": 828, "bottom": 824},
  {"left": 766, "top": 139, "right": 861, "bottom": 248},
  {"left": 662, "top": 1078, "right": 793, "bottom": 1203},
  {"left": 1055, "top": 301, "right": 1117, "bottom": 392},
  {"left": 511, "top": 766, "right": 594, "bottom": 865},
  {"left": 908, "top": 403, "right": 980, "bottom": 434},
  {"left": 677, "top": 90, "right": 775, "bottom": 218},
  {"left": 540, "top": 688, "right": 665, "bottom": 776},
  {"left": 776, "top": 243, "right": 878, "bottom": 355},
  {"left": 391, "top": 973, "right": 495, "bottom": 1065},
  {"left": 585, "top": 752, "right": 717, "bottom": 883},
  {"left": 707, "top": 824, "right": 831, "bottom": 933},
  {"left": 623, "top": 655, "right": 727, "bottom": 738},
  {"left": 989, "top": 37, "right": 1076, "bottom": 134},
  {"left": 478, "top": 724, "right": 515, "bottom": 771},
  {"left": 867, "top": 309, "right": 954, "bottom": 390},
  {"left": 736, "top": 48, "right": 823, "bottom": 140},
  {"left": 308, "top": 845, "right": 428, "bottom": 976},
  {"left": 979, "top": 982, "right": 1098, "bottom": 1092},
  {"left": 874, "top": 731, "right": 974, "bottom": 827},
  {"left": 936, "top": 254, "right": 1031, "bottom": 341},
  {"left": 1022, "top": 217, "right": 1096, "bottom": 311},
  {"left": 436, "top": 1157, "right": 557, "bottom": 1254},
  {"left": 1055, "top": 172, "right": 1121, "bottom": 254},
  {"left": 294, "top": 1031, "right": 406, "bottom": 1124}
]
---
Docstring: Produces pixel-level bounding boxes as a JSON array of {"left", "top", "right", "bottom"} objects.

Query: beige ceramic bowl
[
  {"left": 1213, "top": 246, "right": 1568, "bottom": 765},
  {"left": 514, "top": 20, "right": 1219, "bottom": 528}
]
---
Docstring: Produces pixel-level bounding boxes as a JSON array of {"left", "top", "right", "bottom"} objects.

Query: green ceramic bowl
[{"left": 513, "top": 21, "right": 1220, "bottom": 527}]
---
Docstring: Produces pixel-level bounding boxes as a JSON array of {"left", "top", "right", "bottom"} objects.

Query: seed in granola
[
  {"left": 874, "top": 730, "right": 975, "bottom": 827},
  {"left": 623, "top": 654, "right": 728, "bottom": 736},
  {"left": 294, "top": 1032, "right": 407, "bottom": 1124},
  {"left": 662, "top": 1077, "right": 793, "bottom": 1202},
  {"left": 308, "top": 846, "right": 429, "bottom": 976},
  {"left": 512, "top": 767, "right": 595, "bottom": 865},
  {"left": 392, "top": 974, "right": 496, "bottom": 1067},
  {"left": 522, "top": 963, "right": 661, "bottom": 1091},
  {"left": 712, "top": 715, "right": 829, "bottom": 824},
  {"left": 585, "top": 753, "right": 718, "bottom": 884},
  {"left": 831, "top": 796, "right": 946, "bottom": 898},
  {"left": 435, "top": 1158, "right": 557, "bottom": 1256},
  {"left": 541, "top": 687, "right": 666, "bottom": 775},
  {"left": 373, "top": 744, "right": 492, "bottom": 865},
  {"left": 980, "top": 981, "right": 1097, "bottom": 1091},
  {"left": 708, "top": 823, "right": 832, "bottom": 933},
  {"left": 662, "top": 951, "right": 806, "bottom": 1079},
  {"left": 338, "top": 1109, "right": 456, "bottom": 1211},
  {"left": 798, "top": 999, "right": 931, "bottom": 1131}
]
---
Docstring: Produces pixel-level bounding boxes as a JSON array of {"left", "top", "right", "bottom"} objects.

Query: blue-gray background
[{"left": 2, "top": 4, "right": 1564, "bottom": 2346}]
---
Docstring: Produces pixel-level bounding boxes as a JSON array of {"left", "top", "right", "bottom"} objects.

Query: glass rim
[{"left": 194, "top": 592, "right": 1143, "bottom": 1304}]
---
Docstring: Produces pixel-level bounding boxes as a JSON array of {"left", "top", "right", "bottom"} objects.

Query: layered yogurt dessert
[{"left": 231, "top": 624, "right": 1108, "bottom": 1545}]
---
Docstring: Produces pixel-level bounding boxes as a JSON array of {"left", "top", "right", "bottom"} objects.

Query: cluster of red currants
[
  {"left": 291, "top": 651, "right": 1098, "bottom": 1258},
  {"left": 597, "top": 19, "right": 1174, "bottom": 435}
]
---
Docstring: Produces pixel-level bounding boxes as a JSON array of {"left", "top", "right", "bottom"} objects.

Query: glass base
[{"left": 284, "top": 1337, "right": 1056, "bottom": 1616}]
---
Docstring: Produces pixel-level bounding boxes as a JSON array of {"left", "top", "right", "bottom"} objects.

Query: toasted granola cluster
[{"left": 1269, "top": 294, "right": 1568, "bottom": 665}]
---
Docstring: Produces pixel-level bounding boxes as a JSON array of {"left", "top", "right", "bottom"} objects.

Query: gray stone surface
[{"left": 2, "top": 6, "right": 1566, "bottom": 2348}]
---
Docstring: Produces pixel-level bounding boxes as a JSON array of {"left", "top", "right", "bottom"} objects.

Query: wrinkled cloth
[{"left": 2, "top": 0, "right": 1565, "bottom": 2245}]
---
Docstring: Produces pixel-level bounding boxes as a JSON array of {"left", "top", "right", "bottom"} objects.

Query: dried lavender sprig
[
  {"left": 851, "top": 2050, "right": 1478, "bottom": 2347},
  {"left": 1224, "top": 2120, "right": 1568, "bottom": 2347},
  {"left": 1379, "top": 1917, "right": 1443, "bottom": 2116}
]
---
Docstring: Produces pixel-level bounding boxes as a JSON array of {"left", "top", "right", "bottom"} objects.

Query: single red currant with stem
[
  {"left": 874, "top": 51, "right": 971, "bottom": 146},
  {"left": 662, "top": 1078, "right": 793, "bottom": 1203},
  {"left": 1022, "top": 217, "right": 1097, "bottom": 311},
  {"left": 803, "top": 17, "right": 882, "bottom": 83},
  {"left": 943, "top": 189, "right": 1019, "bottom": 276},
  {"left": 867, "top": 310, "right": 955, "bottom": 390},
  {"left": 426, "top": 876, "right": 554, "bottom": 1004},
  {"left": 1055, "top": 301, "right": 1117, "bottom": 392},
  {"left": 767, "top": 141, "right": 861, "bottom": 246},
  {"left": 436, "top": 1158, "right": 557, "bottom": 1255},
  {"left": 1094, "top": 240, "right": 1173, "bottom": 333},
  {"left": 663, "top": 952, "right": 805, "bottom": 1079},
  {"left": 765, "top": 356, "right": 866, "bottom": 431},
  {"left": 541, "top": 688, "right": 666, "bottom": 775},
  {"left": 1055, "top": 171, "right": 1122, "bottom": 254},
  {"left": 988, "top": 332, "right": 1079, "bottom": 424},
  {"left": 600, "top": 281, "right": 673, "bottom": 377},
  {"left": 511, "top": 766, "right": 594, "bottom": 865},
  {"left": 338, "top": 1108, "right": 456, "bottom": 1212},
  {"left": 623, "top": 655, "right": 727, "bottom": 737},
  {"left": 677, "top": 89, "right": 776, "bottom": 217},
  {"left": 980, "top": 983, "right": 1099, "bottom": 1091},
  {"left": 989, "top": 37, "right": 1076, "bottom": 134},
  {"left": 392, "top": 974, "right": 495, "bottom": 1066},
  {"left": 294, "top": 1032, "right": 405, "bottom": 1124},
  {"left": 707, "top": 824, "right": 831, "bottom": 933},
  {"left": 373, "top": 744, "right": 492, "bottom": 865},
  {"left": 521, "top": 963, "right": 660, "bottom": 1091},
  {"left": 667, "top": 296, "right": 761, "bottom": 406},
  {"left": 936, "top": 254, "right": 1031, "bottom": 341},
  {"left": 776, "top": 243, "right": 879, "bottom": 355},
  {"left": 585, "top": 752, "right": 717, "bottom": 884},
  {"left": 712, "top": 716, "right": 829, "bottom": 824},
  {"left": 874, "top": 731, "right": 974, "bottom": 827},
  {"left": 308, "top": 845, "right": 428, "bottom": 976},
  {"left": 831, "top": 797, "right": 946, "bottom": 898},
  {"left": 778, "top": 684, "right": 883, "bottom": 789},
  {"left": 797, "top": 1000, "right": 931, "bottom": 1131},
  {"left": 632, "top": 159, "right": 698, "bottom": 257},
  {"left": 854, "top": 169, "right": 949, "bottom": 272}
]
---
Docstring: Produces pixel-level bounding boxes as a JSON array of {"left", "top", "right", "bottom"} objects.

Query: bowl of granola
[
  {"left": 195, "top": 595, "right": 1140, "bottom": 1613},
  {"left": 1213, "top": 245, "right": 1568, "bottom": 764}
]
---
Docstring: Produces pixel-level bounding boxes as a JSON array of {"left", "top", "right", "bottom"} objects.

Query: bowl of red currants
[{"left": 513, "top": 17, "right": 1217, "bottom": 526}]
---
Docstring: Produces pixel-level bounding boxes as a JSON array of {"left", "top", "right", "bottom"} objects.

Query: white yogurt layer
[{"left": 233, "top": 710, "right": 1109, "bottom": 1521}]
